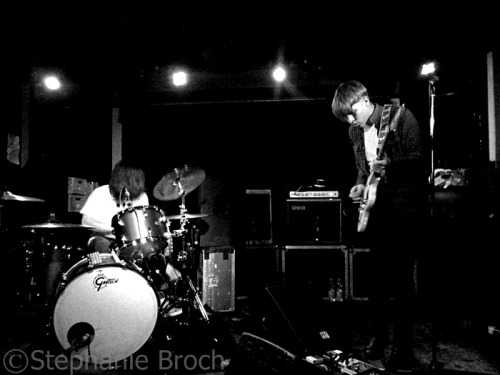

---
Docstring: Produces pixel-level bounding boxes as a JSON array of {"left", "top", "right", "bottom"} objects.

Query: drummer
[{"left": 80, "top": 159, "right": 179, "bottom": 281}]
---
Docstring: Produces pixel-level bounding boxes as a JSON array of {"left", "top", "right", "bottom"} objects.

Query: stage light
[
  {"left": 272, "top": 66, "right": 286, "bottom": 82},
  {"left": 43, "top": 75, "right": 61, "bottom": 91},
  {"left": 421, "top": 62, "right": 436, "bottom": 77},
  {"left": 172, "top": 71, "right": 187, "bottom": 86}
]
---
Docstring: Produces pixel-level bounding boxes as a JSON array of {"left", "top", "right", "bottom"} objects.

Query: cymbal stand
[
  {"left": 169, "top": 180, "right": 191, "bottom": 264},
  {"left": 162, "top": 179, "right": 210, "bottom": 324},
  {"left": 174, "top": 178, "right": 189, "bottom": 236}
]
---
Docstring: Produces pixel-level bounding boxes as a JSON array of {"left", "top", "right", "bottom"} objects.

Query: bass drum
[{"left": 52, "top": 253, "right": 158, "bottom": 364}]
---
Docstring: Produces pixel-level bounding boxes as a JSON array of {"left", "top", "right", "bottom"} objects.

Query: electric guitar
[{"left": 357, "top": 104, "right": 405, "bottom": 232}]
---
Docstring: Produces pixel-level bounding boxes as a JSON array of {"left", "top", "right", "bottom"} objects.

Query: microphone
[
  {"left": 119, "top": 186, "right": 131, "bottom": 207},
  {"left": 429, "top": 75, "right": 439, "bottom": 84},
  {"left": 124, "top": 187, "right": 133, "bottom": 207},
  {"left": 63, "top": 322, "right": 95, "bottom": 356}
]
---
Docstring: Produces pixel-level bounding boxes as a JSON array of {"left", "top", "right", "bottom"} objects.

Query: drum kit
[{"left": 3, "top": 165, "right": 213, "bottom": 365}]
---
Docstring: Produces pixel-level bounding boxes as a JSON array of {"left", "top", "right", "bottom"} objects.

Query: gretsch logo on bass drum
[{"left": 93, "top": 270, "right": 119, "bottom": 291}]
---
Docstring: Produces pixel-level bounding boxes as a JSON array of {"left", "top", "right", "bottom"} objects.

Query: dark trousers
[{"left": 365, "top": 194, "right": 429, "bottom": 348}]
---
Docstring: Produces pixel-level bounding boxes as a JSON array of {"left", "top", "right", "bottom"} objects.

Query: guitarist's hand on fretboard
[{"left": 369, "top": 157, "right": 389, "bottom": 174}]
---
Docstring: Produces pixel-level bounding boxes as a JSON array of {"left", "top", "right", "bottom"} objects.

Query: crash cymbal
[
  {"left": 165, "top": 213, "right": 208, "bottom": 220},
  {"left": 153, "top": 165, "right": 206, "bottom": 201},
  {"left": 1, "top": 191, "right": 45, "bottom": 202},
  {"left": 22, "top": 221, "right": 94, "bottom": 230}
]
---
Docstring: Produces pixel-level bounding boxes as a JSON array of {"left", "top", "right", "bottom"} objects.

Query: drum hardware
[
  {"left": 149, "top": 200, "right": 210, "bottom": 327},
  {"left": 165, "top": 213, "right": 208, "bottom": 220},
  {"left": 153, "top": 165, "right": 206, "bottom": 202},
  {"left": 162, "top": 169, "right": 206, "bottom": 239},
  {"left": 159, "top": 222, "right": 210, "bottom": 324},
  {"left": 185, "top": 275, "right": 210, "bottom": 323},
  {"left": 159, "top": 291, "right": 184, "bottom": 318},
  {"left": 21, "top": 213, "right": 94, "bottom": 230},
  {"left": 1, "top": 190, "right": 45, "bottom": 202},
  {"left": 22, "top": 222, "right": 94, "bottom": 230},
  {"left": 157, "top": 273, "right": 210, "bottom": 324}
]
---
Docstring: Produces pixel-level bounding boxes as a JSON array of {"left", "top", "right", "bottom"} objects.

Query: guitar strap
[{"left": 376, "top": 104, "right": 392, "bottom": 158}]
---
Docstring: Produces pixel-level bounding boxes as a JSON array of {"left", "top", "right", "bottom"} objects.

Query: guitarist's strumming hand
[{"left": 349, "top": 184, "right": 365, "bottom": 202}]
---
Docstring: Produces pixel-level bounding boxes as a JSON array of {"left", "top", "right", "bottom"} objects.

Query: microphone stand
[{"left": 427, "top": 76, "right": 444, "bottom": 372}]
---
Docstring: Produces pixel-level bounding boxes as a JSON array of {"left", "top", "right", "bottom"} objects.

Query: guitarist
[{"left": 332, "top": 81, "right": 430, "bottom": 372}]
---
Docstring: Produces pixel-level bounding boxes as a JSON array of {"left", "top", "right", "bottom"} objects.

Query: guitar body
[{"left": 357, "top": 172, "right": 380, "bottom": 232}]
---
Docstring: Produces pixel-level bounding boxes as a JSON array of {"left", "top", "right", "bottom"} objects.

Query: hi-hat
[
  {"left": 165, "top": 213, "right": 208, "bottom": 220},
  {"left": 1, "top": 191, "right": 45, "bottom": 202},
  {"left": 22, "top": 221, "right": 94, "bottom": 230},
  {"left": 153, "top": 165, "right": 205, "bottom": 201}
]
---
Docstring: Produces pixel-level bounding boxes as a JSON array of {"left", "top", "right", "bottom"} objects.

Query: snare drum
[
  {"left": 112, "top": 205, "right": 169, "bottom": 260},
  {"left": 52, "top": 253, "right": 158, "bottom": 364}
]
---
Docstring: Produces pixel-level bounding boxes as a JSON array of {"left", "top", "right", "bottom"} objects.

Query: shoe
[
  {"left": 365, "top": 336, "right": 388, "bottom": 360},
  {"left": 385, "top": 346, "right": 416, "bottom": 372}
]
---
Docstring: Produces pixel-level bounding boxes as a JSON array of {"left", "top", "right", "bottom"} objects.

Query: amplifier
[
  {"left": 289, "top": 191, "right": 339, "bottom": 199},
  {"left": 286, "top": 199, "right": 342, "bottom": 245}
]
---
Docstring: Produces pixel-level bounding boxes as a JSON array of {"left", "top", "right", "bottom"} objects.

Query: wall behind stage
[{"left": 121, "top": 98, "right": 357, "bottom": 197}]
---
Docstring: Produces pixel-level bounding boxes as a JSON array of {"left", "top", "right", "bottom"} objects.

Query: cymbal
[
  {"left": 153, "top": 165, "right": 206, "bottom": 201},
  {"left": 165, "top": 213, "right": 208, "bottom": 220},
  {"left": 1, "top": 191, "right": 45, "bottom": 202},
  {"left": 22, "top": 221, "right": 94, "bottom": 230}
]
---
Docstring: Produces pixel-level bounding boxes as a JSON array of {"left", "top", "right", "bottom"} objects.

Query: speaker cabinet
[
  {"left": 281, "top": 245, "right": 348, "bottom": 299},
  {"left": 286, "top": 199, "right": 342, "bottom": 245},
  {"left": 199, "top": 176, "right": 237, "bottom": 247},
  {"left": 245, "top": 189, "right": 272, "bottom": 246},
  {"left": 347, "top": 247, "right": 371, "bottom": 301}
]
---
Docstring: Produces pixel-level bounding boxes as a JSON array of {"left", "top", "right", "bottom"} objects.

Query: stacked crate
[{"left": 67, "top": 177, "right": 98, "bottom": 212}]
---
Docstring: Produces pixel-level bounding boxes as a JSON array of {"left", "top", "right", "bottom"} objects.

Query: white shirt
[
  {"left": 364, "top": 124, "right": 379, "bottom": 163},
  {"left": 80, "top": 184, "right": 149, "bottom": 227}
]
